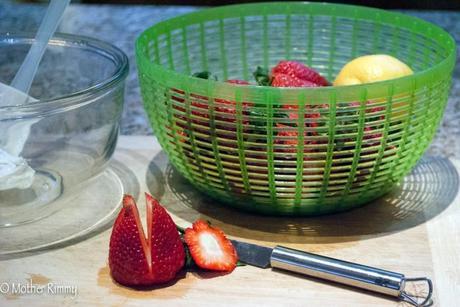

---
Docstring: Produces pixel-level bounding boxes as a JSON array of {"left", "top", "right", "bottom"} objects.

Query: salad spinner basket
[{"left": 136, "top": 2, "right": 456, "bottom": 215}]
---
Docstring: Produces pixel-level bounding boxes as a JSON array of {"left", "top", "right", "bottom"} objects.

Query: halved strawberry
[
  {"left": 184, "top": 220, "right": 238, "bottom": 272},
  {"left": 109, "top": 194, "right": 185, "bottom": 286},
  {"left": 109, "top": 195, "right": 151, "bottom": 286}
]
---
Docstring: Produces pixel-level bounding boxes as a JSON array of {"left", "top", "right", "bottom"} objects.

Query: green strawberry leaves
[
  {"left": 193, "top": 71, "right": 218, "bottom": 81},
  {"left": 253, "top": 66, "right": 271, "bottom": 86}
]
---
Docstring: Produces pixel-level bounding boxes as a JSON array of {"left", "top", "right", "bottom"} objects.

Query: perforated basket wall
[{"left": 136, "top": 2, "right": 456, "bottom": 215}]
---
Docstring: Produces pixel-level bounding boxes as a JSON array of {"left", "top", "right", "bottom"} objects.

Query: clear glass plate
[{"left": 0, "top": 159, "right": 138, "bottom": 256}]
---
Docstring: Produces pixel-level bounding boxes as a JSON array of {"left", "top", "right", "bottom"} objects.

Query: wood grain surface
[{"left": 1, "top": 135, "right": 459, "bottom": 306}]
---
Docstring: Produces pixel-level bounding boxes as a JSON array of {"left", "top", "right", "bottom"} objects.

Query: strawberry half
[
  {"left": 109, "top": 194, "right": 185, "bottom": 286},
  {"left": 184, "top": 220, "right": 238, "bottom": 272}
]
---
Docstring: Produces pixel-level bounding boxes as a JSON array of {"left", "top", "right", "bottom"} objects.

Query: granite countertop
[{"left": 1, "top": 1, "right": 459, "bottom": 158}]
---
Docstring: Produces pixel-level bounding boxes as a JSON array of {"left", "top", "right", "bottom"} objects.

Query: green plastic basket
[{"left": 136, "top": 2, "right": 456, "bottom": 215}]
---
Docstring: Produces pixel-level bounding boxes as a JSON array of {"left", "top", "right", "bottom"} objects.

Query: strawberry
[
  {"left": 166, "top": 125, "right": 188, "bottom": 144},
  {"left": 270, "top": 62, "right": 327, "bottom": 127},
  {"left": 274, "top": 123, "right": 322, "bottom": 155},
  {"left": 109, "top": 195, "right": 151, "bottom": 286},
  {"left": 146, "top": 194, "right": 185, "bottom": 283},
  {"left": 184, "top": 220, "right": 238, "bottom": 272},
  {"left": 346, "top": 101, "right": 385, "bottom": 146},
  {"left": 275, "top": 123, "right": 303, "bottom": 153},
  {"left": 177, "top": 78, "right": 252, "bottom": 137},
  {"left": 349, "top": 101, "right": 385, "bottom": 118},
  {"left": 109, "top": 194, "right": 185, "bottom": 286},
  {"left": 172, "top": 76, "right": 251, "bottom": 125},
  {"left": 225, "top": 79, "right": 250, "bottom": 85},
  {"left": 272, "top": 60, "right": 329, "bottom": 86},
  {"left": 271, "top": 73, "right": 320, "bottom": 88},
  {"left": 215, "top": 79, "right": 252, "bottom": 125},
  {"left": 363, "top": 126, "right": 383, "bottom": 146}
]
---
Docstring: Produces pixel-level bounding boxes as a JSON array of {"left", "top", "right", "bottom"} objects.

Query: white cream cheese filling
[
  {"left": 0, "top": 149, "right": 35, "bottom": 190},
  {"left": 0, "top": 83, "right": 38, "bottom": 191}
]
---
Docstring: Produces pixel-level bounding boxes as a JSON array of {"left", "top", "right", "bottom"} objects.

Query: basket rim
[{"left": 135, "top": 2, "right": 456, "bottom": 98}]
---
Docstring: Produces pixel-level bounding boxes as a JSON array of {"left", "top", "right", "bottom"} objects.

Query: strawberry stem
[{"left": 182, "top": 241, "right": 198, "bottom": 269}]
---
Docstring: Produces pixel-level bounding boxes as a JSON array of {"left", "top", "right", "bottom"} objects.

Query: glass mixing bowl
[{"left": 0, "top": 32, "right": 128, "bottom": 226}]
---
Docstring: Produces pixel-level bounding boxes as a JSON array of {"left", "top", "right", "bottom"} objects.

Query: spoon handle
[{"left": 11, "top": 0, "right": 71, "bottom": 95}]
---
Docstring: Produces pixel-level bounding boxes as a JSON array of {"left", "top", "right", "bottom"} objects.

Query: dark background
[{"left": 22, "top": 0, "right": 460, "bottom": 10}]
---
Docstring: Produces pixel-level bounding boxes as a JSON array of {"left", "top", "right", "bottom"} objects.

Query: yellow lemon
[
  {"left": 334, "top": 55, "right": 414, "bottom": 119},
  {"left": 333, "top": 54, "right": 413, "bottom": 86}
]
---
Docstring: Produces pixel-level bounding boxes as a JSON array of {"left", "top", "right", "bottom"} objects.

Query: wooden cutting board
[{"left": 1, "top": 135, "right": 459, "bottom": 306}]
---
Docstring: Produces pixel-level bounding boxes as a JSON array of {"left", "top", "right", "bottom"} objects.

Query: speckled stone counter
[{"left": 1, "top": 1, "right": 459, "bottom": 158}]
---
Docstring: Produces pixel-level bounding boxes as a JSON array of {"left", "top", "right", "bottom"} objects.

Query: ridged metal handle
[{"left": 271, "top": 246, "right": 405, "bottom": 296}]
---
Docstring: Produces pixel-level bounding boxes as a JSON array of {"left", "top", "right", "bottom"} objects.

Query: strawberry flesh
[
  {"left": 184, "top": 220, "right": 238, "bottom": 272},
  {"left": 109, "top": 194, "right": 185, "bottom": 286}
]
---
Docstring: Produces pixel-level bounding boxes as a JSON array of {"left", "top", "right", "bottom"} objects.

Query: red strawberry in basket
[
  {"left": 275, "top": 123, "right": 303, "bottom": 153},
  {"left": 271, "top": 73, "right": 320, "bottom": 88},
  {"left": 364, "top": 126, "right": 383, "bottom": 146},
  {"left": 176, "top": 74, "right": 251, "bottom": 125},
  {"left": 168, "top": 76, "right": 250, "bottom": 138},
  {"left": 275, "top": 123, "right": 322, "bottom": 155},
  {"left": 109, "top": 194, "right": 185, "bottom": 286},
  {"left": 215, "top": 79, "right": 252, "bottom": 125},
  {"left": 225, "top": 79, "right": 250, "bottom": 85},
  {"left": 272, "top": 60, "right": 330, "bottom": 87},
  {"left": 349, "top": 101, "right": 385, "bottom": 117},
  {"left": 187, "top": 78, "right": 252, "bottom": 138},
  {"left": 215, "top": 79, "right": 251, "bottom": 110},
  {"left": 184, "top": 219, "right": 238, "bottom": 272},
  {"left": 270, "top": 61, "right": 329, "bottom": 122},
  {"left": 348, "top": 101, "right": 385, "bottom": 146},
  {"left": 269, "top": 61, "right": 329, "bottom": 149}
]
